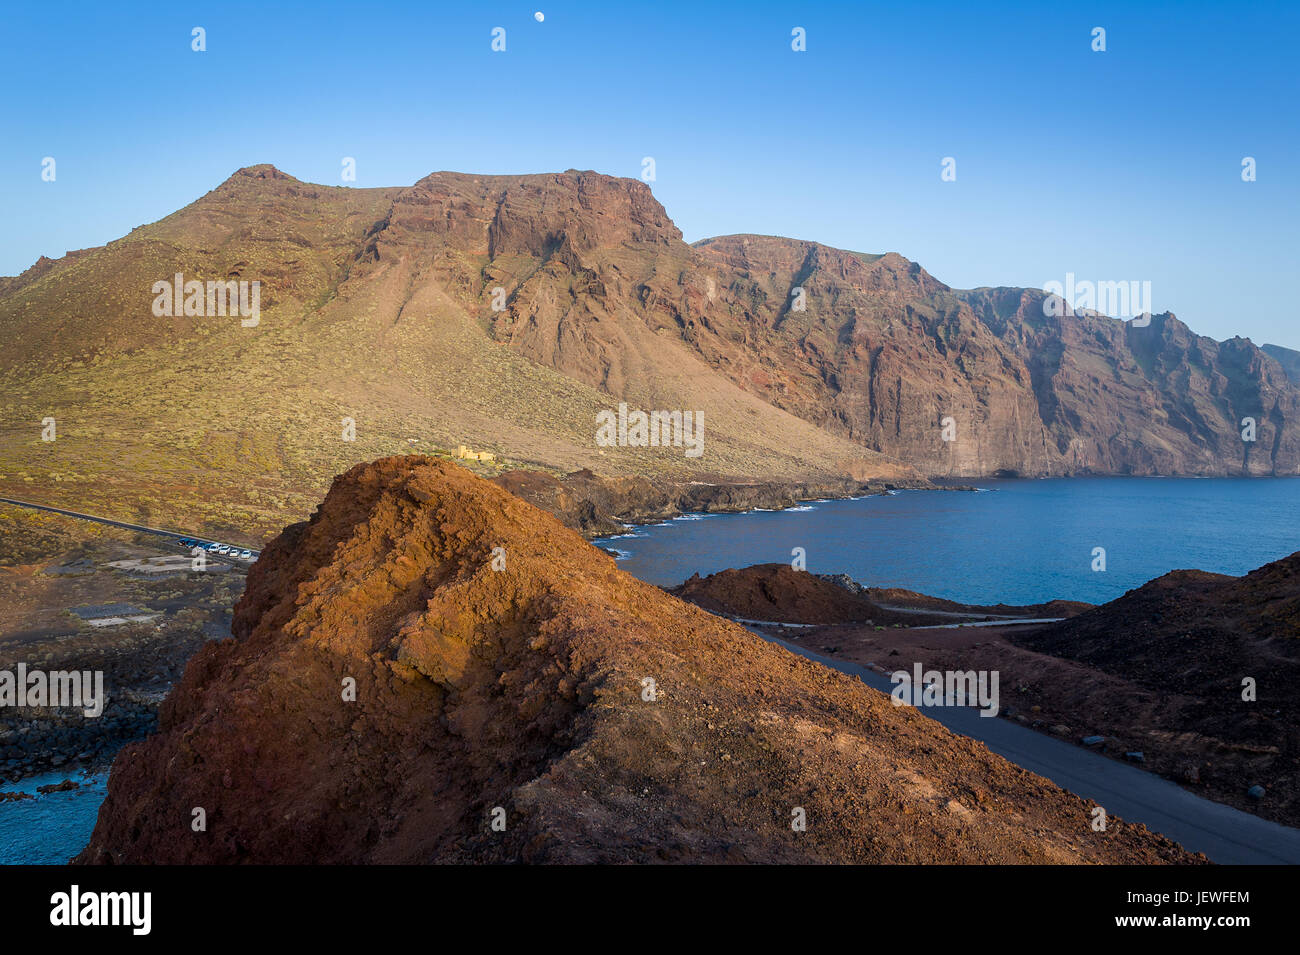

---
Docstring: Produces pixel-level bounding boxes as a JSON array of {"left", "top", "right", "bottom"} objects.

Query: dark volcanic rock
[
  {"left": 1013, "top": 551, "right": 1300, "bottom": 825},
  {"left": 668, "top": 564, "right": 1090, "bottom": 626}
]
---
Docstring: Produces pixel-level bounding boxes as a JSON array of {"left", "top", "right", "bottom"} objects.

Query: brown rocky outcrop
[
  {"left": 669, "top": 564, "right": 1091, "bottom": 626},
  {"left": 670, "top": 563, "right": 933, "bottom": 626},
  {"left": 77, "top": 458, "right": 1197, "bottom": 864}
]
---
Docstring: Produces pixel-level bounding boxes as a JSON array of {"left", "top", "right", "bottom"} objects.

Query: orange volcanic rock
[{"left": 78, "top": 457, "right": 1199, "bottom": 863}]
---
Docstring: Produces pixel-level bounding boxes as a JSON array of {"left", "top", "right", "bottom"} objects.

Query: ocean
[
  {"left": 0, "top": 769, "right": 108, "bottom": 865},
  {"left": 595, "top": 477, "right": 1300, "bottom": 605}
]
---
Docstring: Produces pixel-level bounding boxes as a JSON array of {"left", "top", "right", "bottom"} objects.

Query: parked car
[
  {"left": 216, "top": 545, "right": 231, "bottom": 555},
  {"left": 239, "top": 550, "right": 253, "bottom": 560},
  {"left": 206, "top": 543, "right": 220, "bottom": 552}
]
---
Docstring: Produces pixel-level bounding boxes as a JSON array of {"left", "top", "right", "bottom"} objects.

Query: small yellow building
[{"left": 456, "top": 445, "right": 496, "bottom": 463}]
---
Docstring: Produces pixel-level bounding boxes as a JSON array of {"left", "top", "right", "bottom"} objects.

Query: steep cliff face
[
  {"left": 960, "top": 288, "right": 1300, "bottom": 475},
  {"left": 77, "top": 458, "right": 1196, "bottom": 864},
  {"left": 678, "top": 233, "right": 1300, "bottom": 477},
  {"left": 372, "top": 172, "right": 1298, "bottom": 477},
  {"left": 689, "top": 237, "right": 1061, "bottom": 476},
  {"left": 370, "top": 171, "right": 1300, "bottom": 476}
]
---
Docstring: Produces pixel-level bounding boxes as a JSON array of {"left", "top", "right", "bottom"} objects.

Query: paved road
[
  {"left": 0, "top": 496, "right": 257, "bottom": 566},
  {"left": 923, "top": 617, "right": 1064, "bottom": 629},
  {"left": 876, "top": 604, "right": 1041, "bottom": 621},
  {"left": 757, "top": 630, "right": 1300, "bottom": 865}
]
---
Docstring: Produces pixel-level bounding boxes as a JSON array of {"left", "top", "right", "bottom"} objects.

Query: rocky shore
[
  {"left": 494, "top": 467, "right": 949, "bottom": 538},
  {"left": 0, "top": 525, "right": 243, "bottom": 791},
  {"left": 0, "top": 622, "right": 215, "bottom": 787}
]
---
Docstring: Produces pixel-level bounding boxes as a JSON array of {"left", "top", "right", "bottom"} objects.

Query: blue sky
[{"left": 3, "top": 0, "right": 1297, "bottom": 346}]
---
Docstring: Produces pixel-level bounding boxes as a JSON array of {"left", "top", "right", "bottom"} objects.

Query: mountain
[
  {"left": 687, "top": 237, "right": 1059, "bottom": 476},
  {"left": 685, "top": 237, "right": 1300, "bottom": 476},
  {"left": 3, "top": 165, "right": 1296, "bottom": 539},
  {"left": 0, "top": 167, "right": 907, "bottom": 540},
  {"left": 76, "top": 457, "right": 1197, "bottom": 863}
]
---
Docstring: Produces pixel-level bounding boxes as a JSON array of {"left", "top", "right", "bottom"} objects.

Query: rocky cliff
[
  {"left": 1263, "top": 344, "right": 1300, "bottom": 386},
  {"left": 377, "top": 172, "right": 1300, "bottom": 477},
  {"left": 960, "top": 288, "right": 1300, "bottom": 475}
]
